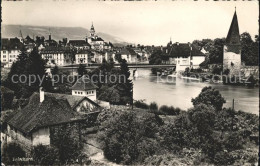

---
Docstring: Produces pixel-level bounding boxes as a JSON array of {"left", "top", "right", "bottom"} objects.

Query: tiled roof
[
  {"left": 7, "top": 92, "right": 80, "bottom": 134},
  {"left": 166, "top": 43, "right": 205, "bottom": 57},
  {"left": 226, "top": 11, "right": 240, "bottom": 45},
  {"left": 71, "top": 76, "right": 98, "bottom": 91},
  {"left": 91, "top": 37, "right": 104, "bottom": 41},
  {"left": 44, "top": 92, "right": 100, "bottom": 109},
  {"left": 40, "top": 46, "right": 71, "bottom": 53},
  {"left": 1, "top": 38, "right": 23, "bottom": 50},
  {"left": 68, "top": 40, "right": 90, "bottom": 46}
]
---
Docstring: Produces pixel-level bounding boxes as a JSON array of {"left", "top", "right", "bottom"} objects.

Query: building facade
[{"left": 40, "top": 46, "right": 73, "bottom": 66}]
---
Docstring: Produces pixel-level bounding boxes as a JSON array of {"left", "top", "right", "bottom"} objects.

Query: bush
[
  {"left": 191, "top": 86, "right": 226, "bottom": 111},
  {"left": 99, "top": 111, "right": 161, "bottom": 164},
  {"left": 134, "top": 100, "right": 149, "bottom": 109},
  {"left": 214, "top": 151, "right": 234, "bottom": 165},
  {"left": 2, "top": 142, "right": 26, "bottom": 165},
  {"left": 149, "top": 102, "right": 158, "bottom": 111},
  {"left": 159, "top": 105, "right": 181, "bottom": 115},
  {"left": 32, "top": 144, "right": 58, "bottom": 165},
  {"left": 224, "top": 132, "right": 244, "bottom": 151}
]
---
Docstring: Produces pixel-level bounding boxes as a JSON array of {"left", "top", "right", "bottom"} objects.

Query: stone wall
[{"left": 223, "top": 45, "right": 241, "bottom": 76}]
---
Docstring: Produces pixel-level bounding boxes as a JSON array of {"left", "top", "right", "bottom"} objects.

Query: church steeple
[
  {"left": 90, "top": 22, "right": 95, "bottom": 37},
  {"left": 226, "top": 8, "right": 240, "bottom": 45}
]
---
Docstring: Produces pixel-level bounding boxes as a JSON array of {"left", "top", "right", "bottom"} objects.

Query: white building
[
  {"left": 40, "top": 46, "right": 73, "bottom": 66},
  {"left": 75, "top": 50, "right": 90, "bottom": 64},
  {"left": 164, "top": 42, "right": 205, "bottom": 71},
  {"left": 1, "top": 38, "right": 23, "bottom": 68},
  {"left": 112, "top": 48, "right": 138, "bottom": 63},
  {"left": 86, "top": 23, "right": 105, "bottom": 51},
  {"left": 71, "top": 75, "right": 98, "bottom": 101}
]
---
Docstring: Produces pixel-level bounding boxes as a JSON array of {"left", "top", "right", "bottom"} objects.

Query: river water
[{"left": 131, "top": 69, "right": 259, "bottom": 115}]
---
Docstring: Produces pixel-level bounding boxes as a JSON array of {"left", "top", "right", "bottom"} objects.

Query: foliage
[
  {"left": 213, "top": 151, "right": 234, "bottom": 165},
  {"left": 223, "top": 68, "right": 230, "bottom": 75},
  {"left": 51, "top": 125, "right": 83, "bottom": 164},
  {"left": 212, "top": 65, "right": 222, "bottom": 75},
  {"left": 188, "top": 104, "right": 215, "bottom": 137},
  {"left": 159, "top": 105, "right": 181, "bottom": 115},
  {"left": 149, "top": 102, "right": 158, "bottom": 111},
  {"left": 98, "top": 111, "right": 161, "bottom": 164},
  {"left": 241, "top": 32, "right": 259, "bottom": 66},
  {"left": 149, "top": 50, "right": 163, "bottom": 74},
  {"left": 1, "top": 87, "right": 14, "bottom": 110},
  {"left": 2, "top": 142, "right": 26, "bottom": 165},
  {"left": 3, "top": 47, "right": 46, "bottom": 98},
  {"left": 77, "top": 64, "right": 86, "bottom": 77},
  {"left": 32, "top": 144, "right": 58, "bottom": 165},
  {"left": 97, "top": 59, "right": 133, "bottom": 105},
  {"left": 134, "top": 100, "right": 149, "bottom": 109},
  {"left": 192, "top": 86, "right": 226, "bottom": 111},
  {"left": 223, "top": 131, "right": 244, "bottom": 152},
  {"left": 52, "top": 65, "right": 59, "bottom": 75}
]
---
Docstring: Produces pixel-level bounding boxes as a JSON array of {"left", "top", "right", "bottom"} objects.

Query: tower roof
[
  {"left": 91, "top": 22, "right": 95, "bottom": 31},
  {"left": 226, "top": 10, "right": 240, "bottom": 45}
]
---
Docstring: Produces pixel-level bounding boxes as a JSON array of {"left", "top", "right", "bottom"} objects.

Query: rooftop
[
  {"left": 71, "top": 75, "right": 98, "bottom": 91},
  {"left": 7, "top": 92, "right": 80, "bottom": 134}
]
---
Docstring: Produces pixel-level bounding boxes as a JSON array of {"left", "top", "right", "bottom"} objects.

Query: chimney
[
  {"left": 40, "top": 87, "right": 44, "bottom": 102},
  {"left": 49, "top": 34, "right": 51, "bottom": 41}
]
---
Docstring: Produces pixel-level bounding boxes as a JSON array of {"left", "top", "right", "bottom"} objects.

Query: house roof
[
  {"left": 44, "top": 92, "right": 100, "bottom": 109},
  {"left": 91, "top": 37, "right": 104, "bottom": 41},
  {"left": 71, "top": 76, "right": 98, "bottom": 91},
  {"left": 7, "top": 92, "right": 80, "bottom": 134},
  {"left": 40, "top": 46, "right": 71, "bottom": 54},
  {"left": 226, "top": 10, "right": 240, "bottom": 45},
  {"left": 68, "top": 40, "right": 90, "bottom": 46},
  {"left": 166, "top": 43, "right": 204, "bottom": 58},
  {"left": 1, "top": 38, "right": 23, "bottom": 50}
]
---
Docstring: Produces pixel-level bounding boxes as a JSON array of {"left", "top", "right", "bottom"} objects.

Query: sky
[{"left": 2, "top": 0, "right": 259, "bottom": 46}]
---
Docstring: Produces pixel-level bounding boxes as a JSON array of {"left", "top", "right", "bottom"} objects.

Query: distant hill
[{"left": 1, "top": 24, "right": 130, "bottom": 46}]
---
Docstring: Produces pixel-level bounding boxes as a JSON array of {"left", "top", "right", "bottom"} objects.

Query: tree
[
  {"left": 2, "top": 142, "right": 26, "bottom": 165},
  {"left": 4, "top": 47, "right": 46, "bottom": 98},
  {"left": 188, "top": 104, "right": 216, "bottom": 137},
  {"left": 241, "top": 32, "right": 258, "bottom": 66},
  {"left": 32, "top": 144, "right": 58, "bottom": 165},
  {"left": 118, "top": 59, "right": 133, "bottom": 105},
  {"left": 149, "top": 50, "right": 163, "bottom": 74},
  {"left": 192, "top": 86, "right": 226, "bottom": 111},
  {"left": 208, "top": 38, "right": 225, "bottom": 64},
  {"left": 99, "top": 111, "right": 161, "bottom": 164},
  {"left": 77, "top": 64, "right": 85, "bottom": 77},
  {"left": 51, "top": 125, "right": 83, "bottom": 164},
  {"left": 52, "top": 65, "right": 59, "bottom": 75}
]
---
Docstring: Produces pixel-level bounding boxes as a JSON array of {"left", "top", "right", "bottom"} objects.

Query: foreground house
[{"left": 2, "top": 88, "right": 101, "bottom": 149}]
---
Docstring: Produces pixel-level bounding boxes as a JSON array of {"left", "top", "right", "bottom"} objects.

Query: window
[
  {"left": 3, "top": 51, "right": 6, "bottom": 54},
  {"left": 75, "top": 91, "right": 77, "bottom": 94},
  {"left": 3, "top": 55, "right": 6, "bottom": 58},
  {"left": 87, "top": 92, "right": 88, "bottom": 94},
  {"left": 92, "top": 91, "right": 94, "bottom": 93}
]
